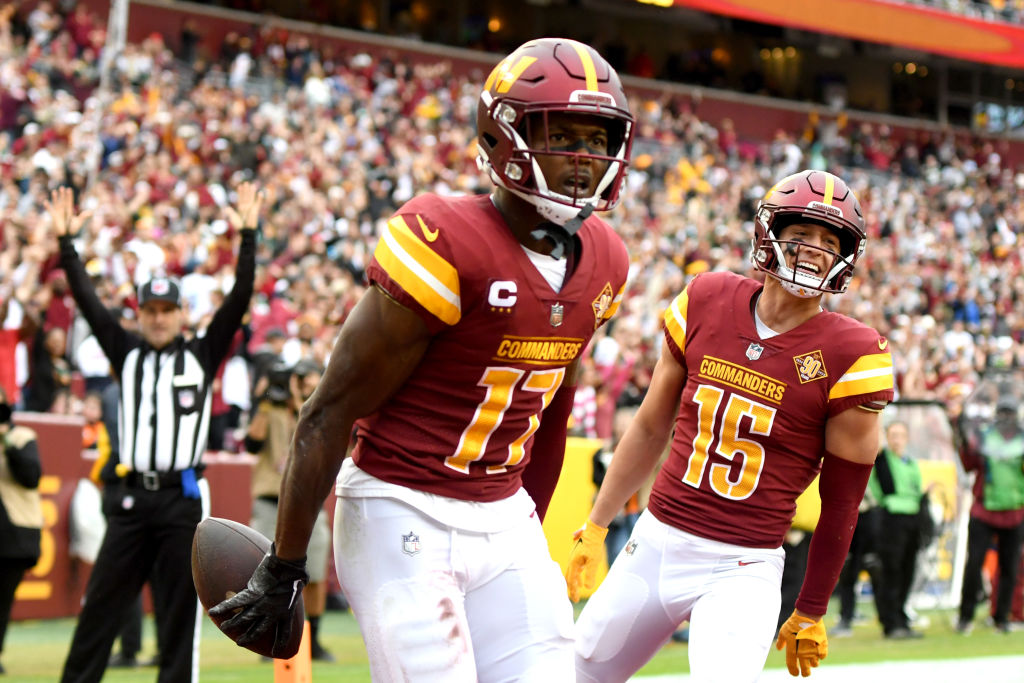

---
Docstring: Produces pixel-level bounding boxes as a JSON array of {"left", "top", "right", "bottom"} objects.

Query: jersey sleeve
[
  {"left": 662, "top": 276, "right": 695, "bottom": 365},
  {"left": 827, "top": 331, "right": 894, "bottom": 416},
  {"left": 367, "top": 208, "right": 462, "bottom": 333}
]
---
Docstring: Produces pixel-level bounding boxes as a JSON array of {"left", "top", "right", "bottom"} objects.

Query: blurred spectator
[
  {"left": 74, "top": 307, "right": 135, "bottom": 395},
  {"left": 23, "top": 326, "right": 71, "bottom": 413},
  {"left": 0, "top": 291, "right": 38, "bottom": 408},
  {"left": 80, "top": 391, "right": 109, "bottom": 464}
]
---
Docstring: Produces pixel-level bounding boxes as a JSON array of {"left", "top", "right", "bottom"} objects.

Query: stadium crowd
[{"left": 1, "top": 4, "right": 1023, "bottom": 484}]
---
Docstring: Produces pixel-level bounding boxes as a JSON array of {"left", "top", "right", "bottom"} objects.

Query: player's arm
[
  {"left": 587, "top": 340, "right": 684, "bottom": 527},
  {"left": 776, "top": 406, "right": 881, "bottom": 676},
  {"left": 209, "top": 284, "right": 431, "bottom": 652},
  {"left": 275, "top": 284, "right": 432, "bottom": 560},
  {"left": 795, "top": 405, "right": 881, "bottom": 620},
  {"left": 564, "top": 340, "right": 684, "bottom": 601},
  {"left": 520, "top": 356, "right": 580, "bottom": 522}
]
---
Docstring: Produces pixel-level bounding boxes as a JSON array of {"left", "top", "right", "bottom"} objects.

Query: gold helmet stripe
[
  {"left": 569, "top": 41, "right": 598, "bottom": 91},
  {"left": 822, "top": 173, "right": 835, "bottom": 205},
  {"left": 485, "top": 55, "right": 538, "bottom": 94}
]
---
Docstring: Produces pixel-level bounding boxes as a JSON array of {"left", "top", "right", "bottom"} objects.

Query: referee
[{"left": 47, "top": 184, "right": 263, "bottom": 683}]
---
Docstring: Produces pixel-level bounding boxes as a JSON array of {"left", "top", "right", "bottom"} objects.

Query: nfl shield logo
[
  {"left": 152, "top": 278, "right": 170, "bottom": 295},
  {"left": 746, "top": 343, "right": 764, "bottom": 361},
  {"left": 550, "top": 303, "right": 564, "bottom": 327},
  {"left": 401, "top": 531, "right": 421, "bottom": 556},
  {"left": 178, "top": 389, "right": 195, "bottom": 409},
  {"left": 624, "top": 539, "right": 638, "bottom": 556}
]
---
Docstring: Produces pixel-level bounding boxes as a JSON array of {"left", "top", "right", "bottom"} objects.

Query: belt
[{"left": 123, "top": 470, "right": 201, "bottom": 491}]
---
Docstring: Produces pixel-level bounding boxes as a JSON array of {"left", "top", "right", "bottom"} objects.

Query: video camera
[{"left": 263, "top": 362, "right": 294, "bottom": 406}]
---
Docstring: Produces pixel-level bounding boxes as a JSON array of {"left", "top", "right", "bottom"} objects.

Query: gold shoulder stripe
[
  {"left": 828, "top": 352, "right": 894, "bottom": 400},
  {"left": 375, "top": 216, "right": 461, "bottom": 325},
  {"left": 663, "top": 287, "right": 689, "bottom": 353},
  {"left": 604, "top": 282, "right": 626, "bottom": 320}
]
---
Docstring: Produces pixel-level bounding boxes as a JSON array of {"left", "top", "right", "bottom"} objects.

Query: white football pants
[
  {"left": 334, "top": 496, "right": 574, "bottom": 683},
  {"left": 575, "top": 510, "right": 785, "bottom": 683}
]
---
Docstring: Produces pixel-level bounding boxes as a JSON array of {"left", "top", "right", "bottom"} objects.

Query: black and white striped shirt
[{"left": 59, "top": 231, "right": 256, "bottom": 473}]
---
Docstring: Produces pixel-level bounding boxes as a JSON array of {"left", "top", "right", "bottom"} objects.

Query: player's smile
[{"left": 778, "top": 222, "right": 842, "bottom": 283}]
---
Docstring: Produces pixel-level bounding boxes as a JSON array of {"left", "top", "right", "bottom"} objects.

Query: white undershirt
[
  {"left": 754, "top": 307, "right": 782, "bottom": 339},
  {"left": 488, "top": 195, "right": 568, "bottom": 292},
  {"left": 522, "top": 246, "right": 567, "bottom": 293},
  {"left": 753, "top": 295, "right": 823, "bottom": 339}
]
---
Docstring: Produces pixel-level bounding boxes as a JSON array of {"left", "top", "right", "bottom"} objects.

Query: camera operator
[
  {"left": 244, "top": 360, "right": 333, "bottom": 661},
  {"left": 956, "top": 396, "right": 1024, "bottom": 634},
  {"left": 0, "top": 387, "right": 42, "bottom": 675}
]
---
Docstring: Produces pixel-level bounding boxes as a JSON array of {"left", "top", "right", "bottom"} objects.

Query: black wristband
[{"left": 267, "top": 544, "right": 309, "bottom": 582}]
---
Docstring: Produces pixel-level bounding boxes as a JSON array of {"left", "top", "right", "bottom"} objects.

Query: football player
[
  {"left": 210, "top": 38, "right": 634, "bottom": 681},
  {"left": 566, "top": 170, "right": 895, "bottom": 681}
]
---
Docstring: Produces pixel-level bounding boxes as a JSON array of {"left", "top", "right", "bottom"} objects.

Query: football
[{"left": 191, "top": 517, "right": 305, "bottom": 658}]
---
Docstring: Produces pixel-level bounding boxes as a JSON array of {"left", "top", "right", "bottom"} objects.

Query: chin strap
[{"left": 530, "top": 204, "right": 594, "bottom": 259}]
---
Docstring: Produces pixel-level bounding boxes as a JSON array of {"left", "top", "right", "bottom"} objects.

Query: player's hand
[
  {"left": 44, "top": 187, "right": 92, "bottom": 237},
  {"left": 564, "top": 520, "right": 608, "bottom": 602},
  {"left": 208, "top": 545, "right": 308, "bottom": 658},
  {"left": 225, "top": 181, "right": 264, "bottom": 231},
  {"left": 775, "top": 610, "right": 828, "bottom": 677}
]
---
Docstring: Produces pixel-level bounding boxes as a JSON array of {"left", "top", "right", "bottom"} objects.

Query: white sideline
[{"left": 633, "top": 655, "right": 1024, "bottom": 682}]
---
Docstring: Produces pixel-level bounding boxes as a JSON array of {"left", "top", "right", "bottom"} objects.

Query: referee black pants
[{"left": 61, "top": 482, "right": 205, "bottom": 683}]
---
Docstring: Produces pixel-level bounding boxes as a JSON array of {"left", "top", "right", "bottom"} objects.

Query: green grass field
[{"left": 4, "top": 603, "right": 1021, "bottom": 681}]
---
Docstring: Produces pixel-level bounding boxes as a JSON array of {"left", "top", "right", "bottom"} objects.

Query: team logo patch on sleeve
[
  {"left": 401, "top": 531, "right": 421, "bottom": 556},
  {"left": 793, "top": 351, "right": 828, "bottom": 384},
  {"left": 592, "top": 283, "right": 614, "bottom": 328}
]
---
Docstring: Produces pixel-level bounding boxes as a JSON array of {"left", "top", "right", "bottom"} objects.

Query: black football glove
[{"left": 208, "top": 544, "right": 309, "bottom": 658}]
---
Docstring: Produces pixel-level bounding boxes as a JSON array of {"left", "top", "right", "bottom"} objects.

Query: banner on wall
[{"left": 663, "top": 0, "right": 1024, "bottom": 69}]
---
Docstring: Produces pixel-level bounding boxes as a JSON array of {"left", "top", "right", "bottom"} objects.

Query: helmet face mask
[
  {"left": 477, "top": 38, "right": 634, "bottom": 226},
  {"left": 751, "top": 171, "right": 866, "bottom": 297}
]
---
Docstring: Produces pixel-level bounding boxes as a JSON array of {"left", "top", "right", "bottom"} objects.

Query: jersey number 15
[{"left": 683, "top": 384, "right": 776, "bottom": 500}]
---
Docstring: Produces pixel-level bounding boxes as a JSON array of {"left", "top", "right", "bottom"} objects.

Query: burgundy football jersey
[
  {"left": 648, "top": 271, "right": 894, "bottom": 548},
  {"left": 354, "top": 193, "right": 628, "bottom": 502}
]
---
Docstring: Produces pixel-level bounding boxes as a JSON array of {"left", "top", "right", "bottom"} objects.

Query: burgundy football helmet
[
  {"left": 751, "top": 170, "right": 866, "bottom": 297},
  {"left": 476, "top": 38, "right": 634, "bottom": 227}
]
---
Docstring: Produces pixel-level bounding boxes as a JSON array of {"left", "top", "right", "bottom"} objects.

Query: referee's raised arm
[
  {"left": 196, "top": 182, "right": 263, "bottom": 375},
  {"left": 47, "top": 187, "right": 132, "bottom": 375}
]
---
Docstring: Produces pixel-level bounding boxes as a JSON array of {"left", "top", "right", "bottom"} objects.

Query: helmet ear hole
[{"left": 481, "top": 131, "right": 498, "bottom": 150}]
